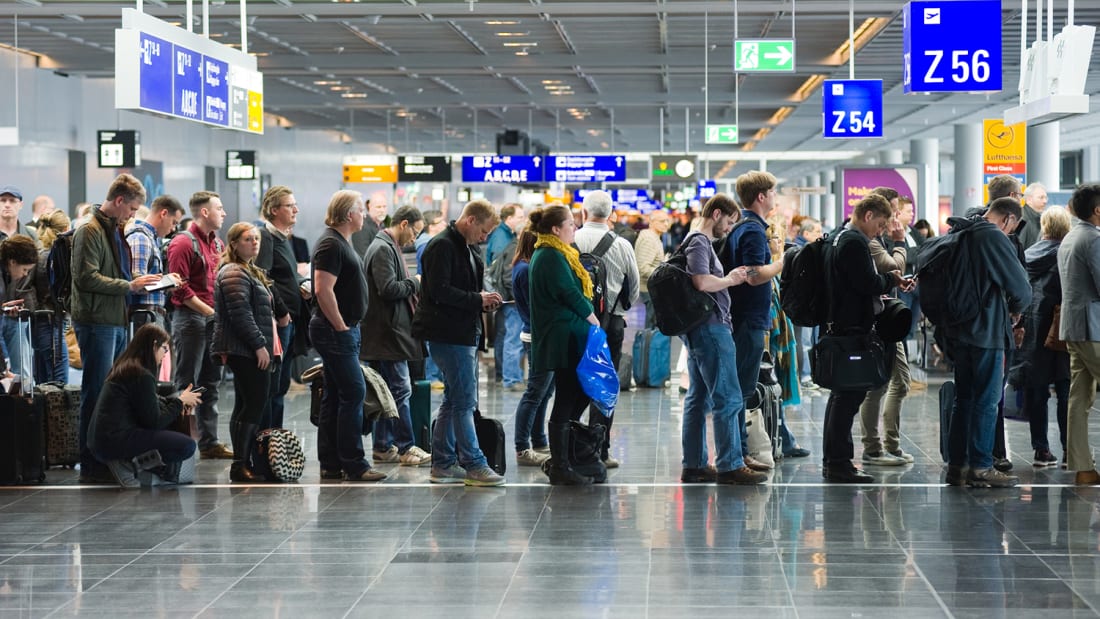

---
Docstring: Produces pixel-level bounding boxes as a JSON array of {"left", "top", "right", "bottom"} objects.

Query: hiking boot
[{"left": 966, "top": 467, "right": 1018, "bottom": 488}]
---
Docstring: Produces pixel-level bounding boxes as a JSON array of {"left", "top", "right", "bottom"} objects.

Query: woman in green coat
[{"left": 528, "top": 204, "right": 601, "bottom": 485}]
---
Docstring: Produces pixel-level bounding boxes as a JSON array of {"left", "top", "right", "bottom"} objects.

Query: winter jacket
[{"left": 212, "top": 263, "right": 276, "bottom": 360}]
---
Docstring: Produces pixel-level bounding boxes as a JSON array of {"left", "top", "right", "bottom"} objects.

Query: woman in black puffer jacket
[{"left": 213, "top": 222, "right": 285, "bottom": 482}]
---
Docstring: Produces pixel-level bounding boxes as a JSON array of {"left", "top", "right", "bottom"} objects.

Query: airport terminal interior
[{"left": 2, "top": 0, "right": 1100, "bottom": 617}]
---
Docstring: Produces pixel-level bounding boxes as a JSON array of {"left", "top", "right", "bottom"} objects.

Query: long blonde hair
[{"left": 218, "top": 222, "right": 271, "bottom": 286}]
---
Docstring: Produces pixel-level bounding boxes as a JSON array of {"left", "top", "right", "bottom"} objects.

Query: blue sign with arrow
[
  {"left": 461, "top": 155, "right": 544, "bottom": 183},
  {"left": 823, "top": 79, "right": 884, "bottom": 139},
  {"left": 546, "top": 155, "right": 626, "bottom": 183},
  {"left": 903, "top": 0, "right": 1001, "bottom": 93}
]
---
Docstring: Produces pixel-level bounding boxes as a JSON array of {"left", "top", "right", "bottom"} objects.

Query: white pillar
[
  {"left": 1027, "top": 121, "right": 1060, "bottom": 190},
  {"left": 954, "top": 123, "right": 983, "bottom": 214},
  {"left": 878, "top": 149, "right": 904, "bottom": 165},
  {"left": 822, "top": 168, "right": 837, "bottom": 228},
  {"left": 910, "top": 137, "right": 940, "bottom": 224},
  {"left": 809, "top": 172, "right": 823, "bottom": 220},
  {"left": 1082, "top": 145, "right": 1100, "bottom": 184}
]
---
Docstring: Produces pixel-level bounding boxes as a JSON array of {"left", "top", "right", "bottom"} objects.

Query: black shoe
[
  {"left": 229, "top": 461, "right": 266, "bottom": 483},
  {"left": 320, "top": 468, "right": 344, "bottom": 480},
  {"left": 784, "top": 447, "right": 811, "bottom": 458},
  {"left": 681, "top": 466, "right": 718, "bottom": 483},
  {"left": 993, "top": 458, "right": 1014, "bottom": 472},
  {"left": 1033, "top": 450, "right": 1057, "bottom": 467},
  {"left": 945, "top": 464, "right": 967, "bottom": 486},
  {"left": 824, "top": 465, "right": 874, "bottom": 484}
]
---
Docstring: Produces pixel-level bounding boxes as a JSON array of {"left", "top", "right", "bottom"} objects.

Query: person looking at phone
[
  {"left": 87, "top": 324, "right": 202, "bottom": 488},
  {"left": 127, "top": 194, "right": 185, "bottom": 329},
  {"left": 0, "top": 234, "right": 39, "bottom": 377}
]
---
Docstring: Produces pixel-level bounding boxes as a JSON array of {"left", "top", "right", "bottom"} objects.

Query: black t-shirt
[{"left": 311, "top": 228, "right": 368, "bottom": 326}]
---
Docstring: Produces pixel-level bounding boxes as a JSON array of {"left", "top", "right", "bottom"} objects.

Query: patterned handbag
[{"left": 252, "top": 428, "right": 306, "bottom": 482}]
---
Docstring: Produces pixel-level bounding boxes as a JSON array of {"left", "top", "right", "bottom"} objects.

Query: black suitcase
[
  {"left": 474, "top": 409, "right": 506, "bottom": 476},
  {"left": 0, "top": 393, "right": 46, "bottom": 484},
  {"left": 411, "top": 379, "right": 432, "bottom": 450},
  {"left": 939, "top": 380, "right": 955, "bottom": 463}
]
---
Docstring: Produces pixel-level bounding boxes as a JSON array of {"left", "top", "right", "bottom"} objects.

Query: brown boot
[{"left": 1075, "top": 470, "right": 1100, "bottom": 486}]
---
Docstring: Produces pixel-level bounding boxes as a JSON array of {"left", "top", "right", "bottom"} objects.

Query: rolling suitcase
[
  {"left": 632, "top": 329, "right": 671, "bottom": 387},
  {"left": 0, "top": 310, "right": 45, "bottom": 484},
  {"left": 939, "top": 380, "right": 955, "bottom": 463},
  {"left": 411, "top": 379, "right": 432, "bottom": 450},
  {"left": 36, "top": 382, "right": 80, "bottom": 467}
]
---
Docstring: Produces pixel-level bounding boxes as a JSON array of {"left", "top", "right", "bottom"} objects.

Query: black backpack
[
  {"left": 647, "top": 233, "right": 715, "bottom": 336},
  {"left": 578, "top": 232, "right": 616, "bottom": 325},
  {"left": 916, "top": 222, "right": 980, "bottom": 328},
  {"left": 46, "top": 230, "right": 75, "bottom": 314},
  {"left": 779, "top": 236, "right": 829, "bottom": 327}
]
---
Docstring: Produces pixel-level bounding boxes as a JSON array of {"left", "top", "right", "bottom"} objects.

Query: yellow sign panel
[
  {"left": 247, "top": 92, "right": 264, "bottom": 134},
  {"left": 982, "top": 118, "right": 1026, "bottom": 203},
  {"left": 343, "top": 164, "right": 398, "bottom": 184}
]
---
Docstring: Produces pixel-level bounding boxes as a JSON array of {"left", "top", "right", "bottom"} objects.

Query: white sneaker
[
  {"left": 861, "top": 451, "right": 907, "bottom": 466},
  {"left": 398, "top": 446, "right": 432, "bottom": 467},
  {"left": 373, "top": 446, "right": 400, "bottom": 463},
  {"left": 516, "top": 449, "right": 550, "bottom": 467},
  {"left": 888, "top": 449, "right": 915, "bottom": 464}
]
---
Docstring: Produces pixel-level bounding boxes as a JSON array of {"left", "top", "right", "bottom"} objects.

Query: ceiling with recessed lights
[{"left": 1, "top": 0, "right": 1097, "bottom": 180}]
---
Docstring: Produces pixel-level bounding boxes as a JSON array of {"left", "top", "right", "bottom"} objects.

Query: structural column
[
  {"left": 910, "top": 137, "right": 940, "bottom": 224},
  {"left": 822, "top": 168, "right": 837, "bottom": 227},
  {"left": 1082, "top": 145, "right": 1100, "bottom": 184},
  {"left": 809, "top": 172, "right": 823, "bottom": 220},
  {"left": 1027, "top": 121, "right": 1060, "bottom": 190},
  {"left": 878, "top": 149, "right": 904, "bottom": 165},
  {"left": 954, "top": 123, "right": 983, "bottom": 214}
]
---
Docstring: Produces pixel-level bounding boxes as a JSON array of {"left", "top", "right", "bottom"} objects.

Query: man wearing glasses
[{"left": 941, "top": 196, "right": 1031, "bottom": 488}]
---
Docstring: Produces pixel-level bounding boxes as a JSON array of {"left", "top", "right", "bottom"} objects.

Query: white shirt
[{"left": 574, "top": 221, "right": 641, "bottom": 317}]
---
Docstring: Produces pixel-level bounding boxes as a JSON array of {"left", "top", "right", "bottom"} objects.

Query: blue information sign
[
  {"left": 903, "top": 0, "right": 1001, "bottom": 93},
  {"left": 697, "top": 180, "right": 718, "bottom": 199},
  {"left": 138, "top": 33, "right": 173, "bottom": 114},
  {"left": 172, "top": 45, "right": 202, "bottom": 120},
  {"left": 202, "top": 56, "right": 229, "bottom": 126},
  {"left": 823, "top": 79, "right": 884, "bottom": 138},
  {"left": 546, "top": 155, "right": 626, "bottom": 183},
  {"left": 461, "top": 155, "right": 544, "bottom": 183}
]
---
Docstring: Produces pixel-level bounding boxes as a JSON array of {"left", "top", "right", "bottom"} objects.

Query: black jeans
[
  {"left": 1027, "top": 380, "right": 1069, "bottom": 452},
  {"left": 550, "top": 361, "right": 591, "bottom": 425},
  {"left": 823, "top": 390, "right": 869, "bottom": 466},
  {"left": 227, "top": 355, "right": 272, "bottom": 427},
  {"left": 93, "top": 428, "right": 196, "bottom": 464}
]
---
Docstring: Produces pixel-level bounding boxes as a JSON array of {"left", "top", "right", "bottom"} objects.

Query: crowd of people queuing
[{"left": 2, "top": 167, "right": 1096, "bottom": 489}]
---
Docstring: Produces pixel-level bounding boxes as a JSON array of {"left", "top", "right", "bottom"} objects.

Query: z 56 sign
[{"left": 903, "top": 0, "right": 1001, "bottom": 93}]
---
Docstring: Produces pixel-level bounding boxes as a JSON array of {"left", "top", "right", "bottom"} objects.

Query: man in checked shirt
[{"left": 126, "top": 195, "right": 184, "bottom": 329}]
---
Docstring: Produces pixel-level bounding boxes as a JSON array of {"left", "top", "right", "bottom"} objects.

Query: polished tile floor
[{"left": 4, "top": 345, "right": 1100, "bottom": 618}]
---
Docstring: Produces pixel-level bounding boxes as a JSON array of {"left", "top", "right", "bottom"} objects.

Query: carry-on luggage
[
  {"left": 632, "top": 329, "right": 671, "bottom": 387},
  {"left": 475, "top": 410, "right": 507, "bottom": 476},
  {"left": 411, "top": 379, "right": 432, "bottom": 450},
  {"left": 939, "top": 380, "right": 955, "bottom": 462},
  {"left": 36, "top": 382, "right": 80, "bottom": 467},
  {"left": 0, "top": 310, "right": 45, "bottom": 484}
]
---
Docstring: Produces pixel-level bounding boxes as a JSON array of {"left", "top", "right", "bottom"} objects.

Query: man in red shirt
[{"left": 167, "top": 191, "right": 231, "bottom": 459}]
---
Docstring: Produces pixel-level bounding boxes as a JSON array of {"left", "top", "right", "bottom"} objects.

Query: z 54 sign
[
  {"left": 903, "top": 0, "right": 1001, "bottom": 93},
  {"left": 823, "top": 79, "right": 883, "bottom": 139}
]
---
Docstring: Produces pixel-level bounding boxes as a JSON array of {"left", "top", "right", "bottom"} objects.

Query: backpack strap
[
  {"left": 592, "top": 231, "right": 616, "bottom": 258},
  {"left": 178, "top": 230, "right": 206, "bottom": 268}
]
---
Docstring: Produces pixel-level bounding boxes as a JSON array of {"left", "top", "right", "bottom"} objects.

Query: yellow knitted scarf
[{"left": 535, "top": 233, "right": 594, "bottom": 299}]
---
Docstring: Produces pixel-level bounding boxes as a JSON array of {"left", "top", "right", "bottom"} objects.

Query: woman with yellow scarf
[{"left": 528, "top": 204, "right": 602, "bottom": 485}]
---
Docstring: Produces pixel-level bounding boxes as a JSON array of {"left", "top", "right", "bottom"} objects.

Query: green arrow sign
[
  {"left": 705, "top": 124, "right": 739, "bottom": 144},
  {"left": 734, "top": 39, "right": 796, "bottom": 72}
]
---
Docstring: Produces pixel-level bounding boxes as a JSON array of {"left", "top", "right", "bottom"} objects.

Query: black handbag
[{"left": 810, "top": 332, "right": 891, "bottom": 391}]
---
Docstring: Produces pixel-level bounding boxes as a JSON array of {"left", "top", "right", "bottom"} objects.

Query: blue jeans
[
  {"left": 732, "top": 321, "right": 765, "bottom": 455},
  {"left": 682, "top": 323, "right": 746, "bottom": 472},
  {"left": 949, "top": 344, "right": 1004, "bottom": 469},
  {"left": 172, "top": 309, "right": 222, "bottom": 448},
  {"left": 429, "top": 341, "right": 488, "bottom": 470},
  {"left": 263, "top": 321, "right": 294, "bottom": 429},
  {"left": 424, "top": 344, "right": 443, "bottom": 383},
  {"left": 370, "top": 359, "right": 415, "bottom": 453},
  {"left": 33, "top": 316, "right": 69, "bottom": 384},
  {"left": 74, "top": 322, "right": 127, "bottom": 473},
  {"left": 310, "top": 318, "right": 371, "bottom": 477},
  {"left": 514, "top": 341, "right": 552, "bottom": 451},
  {"left": 501, "top": 305, "right": 525, "bottom": 386}
]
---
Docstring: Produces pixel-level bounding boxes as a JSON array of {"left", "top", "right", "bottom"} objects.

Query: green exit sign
[
  {"left": 705, "top": 125, "right": 739, "bottom": 144},
  {"left": 733, "top": 39, "right": 796, "bottom": 72}
]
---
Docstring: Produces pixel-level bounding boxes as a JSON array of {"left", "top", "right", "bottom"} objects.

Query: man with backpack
[
  {"left": 485, "top": 203, "right": 527, "bottom": 390},
  {"left": 937, "top": 197, "right": 1031, "bottom": 487},
  {"left": 71, "top": 174, "right": 163, "bottom": 483},
  {"left": 127, "top": 195, "right": 184, "bottom": 329},
  {"left": 167, "top": 191, "right": 231, "bottom": 460},
  {"left": 722, "top": 172, "right": 798, "bottom": 465},
  {"left": 575, "top": 190, "right": 639, "bottom": 468}
]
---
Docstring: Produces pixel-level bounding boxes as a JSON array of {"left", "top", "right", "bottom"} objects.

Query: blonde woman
[
  {"left": 33, "top": 209, "right": 71, "bottom": 382},
  {"left": 212, "top": 222, "right": 284, "bottom": 482}
]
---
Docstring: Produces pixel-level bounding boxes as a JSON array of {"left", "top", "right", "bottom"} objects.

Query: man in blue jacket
[{"left": 943, "top": 197, "right": 1031, "bottom": 488}]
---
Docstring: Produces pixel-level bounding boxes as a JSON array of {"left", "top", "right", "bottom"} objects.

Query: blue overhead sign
[
  {"left": 823, "top": 79, "right": 884, "bottom": 138},
  {"left": 172, "top": 46, "right": 203, "bottom": 120},
  {"left": 546, "top": 155, "right": 626, "bottom": 183},
  {"left": 138, "top": 33, "right": 173, "bottom": 115},
  {"left": 903, "top": 0, "right": 1002, "bottom": 93},
  {"left": 461, "top": 155, "right": 544, "bottom": 183},
  {"left": 202, "top": 56, "right": 229, "bottom": 126},
  {"left": 697, "top": 180, "right": 718, "bottom": 199}
]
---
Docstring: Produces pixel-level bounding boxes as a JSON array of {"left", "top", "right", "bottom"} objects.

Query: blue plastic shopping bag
[{"left": 577, "top": 324, "right": 619, "bottom": 415}]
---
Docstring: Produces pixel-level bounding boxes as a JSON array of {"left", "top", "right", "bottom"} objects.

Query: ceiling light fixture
[
  {"left": 495, "top": 32, "right": 530, "bottom": 37},
  {"left": 791, "top": 74, "right": 827, "bottom": 102},
  {"left": 485, "top": 20, "right": 519, "bottom": 25},
  {"left": 830, "top": 17, "right": 890, "bottom": 64},
  {"left": 767, "top": 106, "right": 794, "bottom": 125},
  {"left": 741, "top": 142, "right": 757, "bottom": 152},
  {"left": 502, "top": 42, "right": 537, "bottom": 47},
  {"left": 751, "top": 127, "right": 771, "bottom": 141}
]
